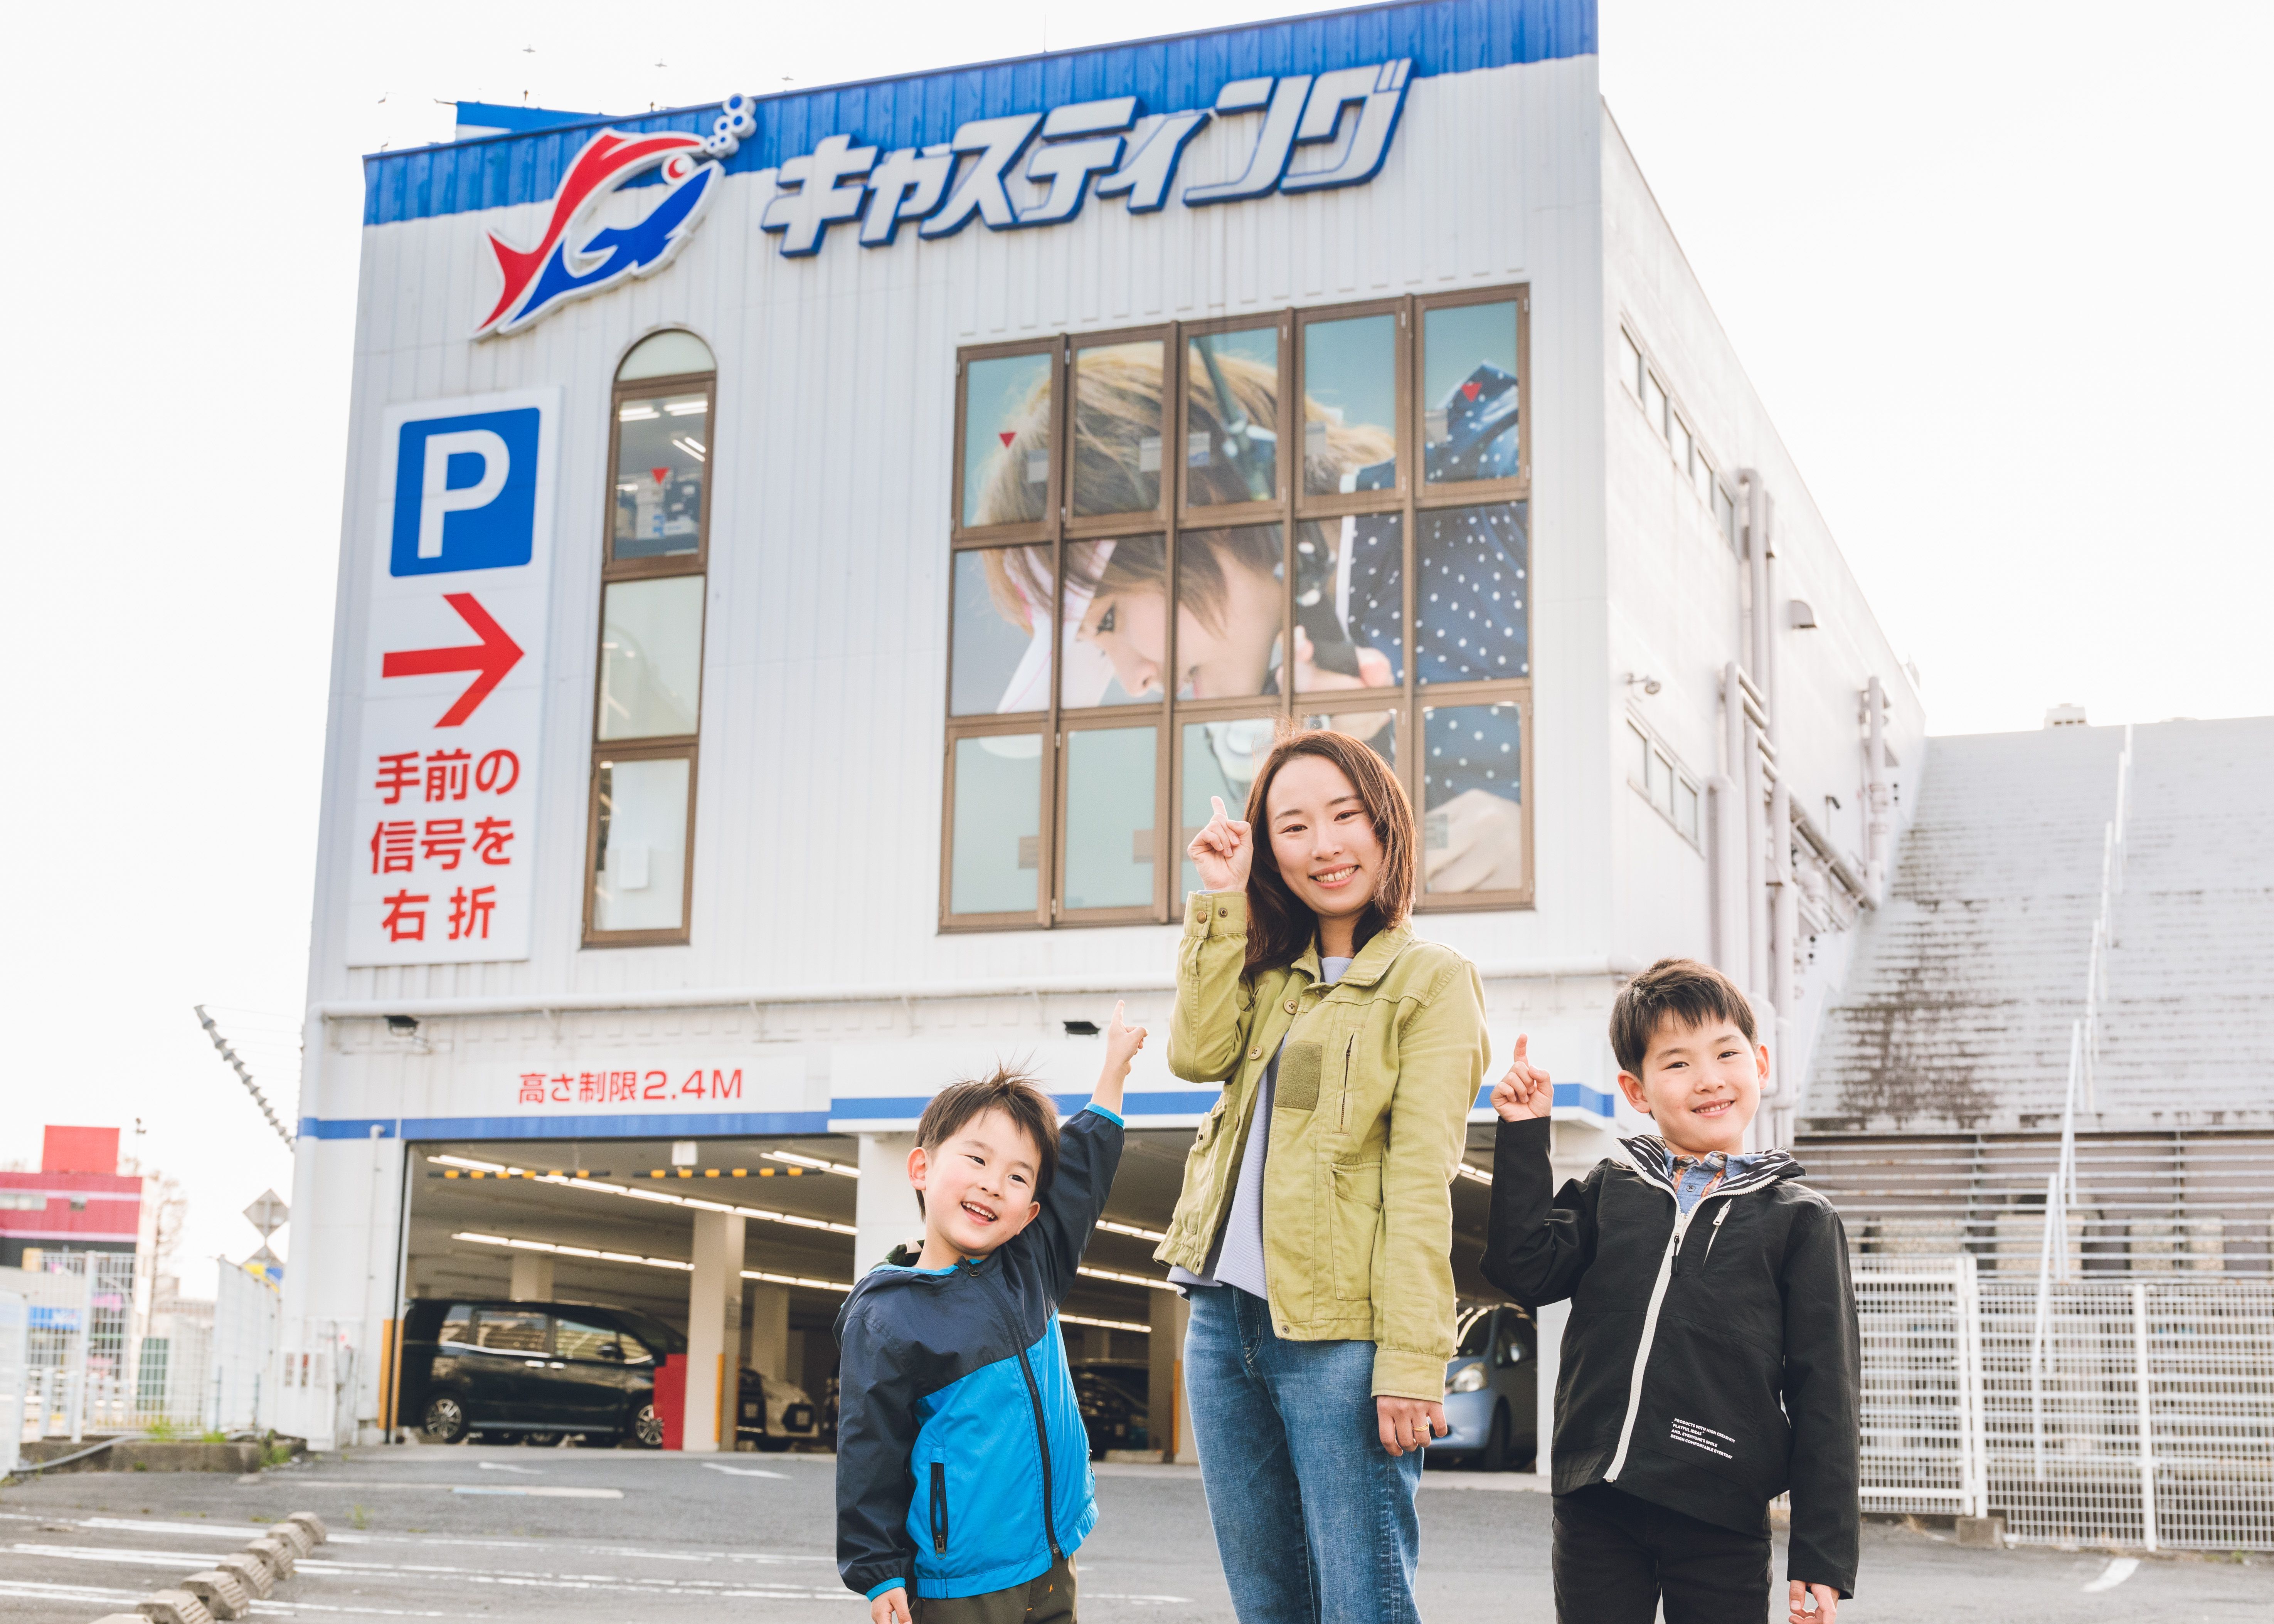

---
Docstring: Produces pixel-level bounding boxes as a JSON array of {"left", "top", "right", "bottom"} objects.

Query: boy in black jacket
[{"left": 1481, "top": 958, "right": 1859, "bottom": 1624}]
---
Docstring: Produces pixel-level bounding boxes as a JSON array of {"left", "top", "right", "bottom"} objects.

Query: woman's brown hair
[
  {"left": 1239, "top": 728, "right": 1417, "bottom": 975},
  {"left": 974, "top": 346, "right": 1392, "bottom": 636}
]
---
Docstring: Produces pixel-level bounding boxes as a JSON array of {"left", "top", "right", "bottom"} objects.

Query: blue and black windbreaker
[{"left": 834, "top": 1105, "right": 1125, "bottom": 1600}]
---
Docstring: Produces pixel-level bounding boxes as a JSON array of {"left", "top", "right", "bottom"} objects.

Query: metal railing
[{"left": 1855, "top": 1255, "right": 2274, "bottom": 1551}]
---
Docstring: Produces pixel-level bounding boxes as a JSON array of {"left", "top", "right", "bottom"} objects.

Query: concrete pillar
[
  {"left": 683, "top": 1210, "right": 746, "bottom": 1453},
  {"left": 1149, "top": 1289, "right": 1195, "bottom": 1463},
  {"left": 856, "top": 1134, "right": 924, "bottom": 1276},
  {"left": 746, "top": 1283, "right": 790, "bottom": 1380},
  {"left": 508, "top": 1252, "right": 554, "bottom": 1301}
]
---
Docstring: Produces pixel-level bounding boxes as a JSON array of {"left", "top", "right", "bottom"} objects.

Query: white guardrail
[{"left": 1854, "top": 1255, "right": 2274, "bottom": 1551}]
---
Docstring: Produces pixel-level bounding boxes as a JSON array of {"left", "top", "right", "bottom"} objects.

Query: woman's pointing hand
[{"left": 1188, "top": 794, "right": 1253, "bottom": 893}]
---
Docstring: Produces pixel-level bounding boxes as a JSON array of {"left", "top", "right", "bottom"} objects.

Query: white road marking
[
  {"left": 231, "top": 1481, "right": 622, "bottom": 1496},
  {"left": 702, "top": 1463, "right": 790, "bottom": 1478},
  {"left": 11, "top": 1543, "right": 857, "bottom": 1600},
  {"left": 479, "top": 1461, "right": 545, "bottom": 1474},
  {"left": 2082, "top": 1557, "right": 2140, "bottom": 1592}
]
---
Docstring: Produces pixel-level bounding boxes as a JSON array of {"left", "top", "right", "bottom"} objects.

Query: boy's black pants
[{"left": 1553, "top": 1483, "right": 1772, "bottom": 1624}]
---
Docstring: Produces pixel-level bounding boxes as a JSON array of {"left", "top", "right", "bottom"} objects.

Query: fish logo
[{"left": 475, "top": 96, "right": 758, "bottom": 338}]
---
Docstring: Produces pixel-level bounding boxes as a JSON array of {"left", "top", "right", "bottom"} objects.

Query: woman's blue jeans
[{"left": 1183, "top": 1284, "right": 1425, "bottom": 1624}]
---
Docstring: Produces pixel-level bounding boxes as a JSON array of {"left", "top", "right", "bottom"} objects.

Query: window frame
[
  {"left": 1623, "top": 713, "right": 1703, "bottom": 853},
  {"left": 604, "top": 370, "right": 717, "bottom": 580},
  {"left": 951, "top": 337, "right": 1064, "bottom": 548},
  {"left": 943, "top": 288, "right": 1535, "bottom": 931},
  {"left": 1177, "top": 311, "right": 1294, "bottom": 529},
  {"left": 586, "top": 338, "right": 714, "bottom": 949},
  {"left": 582, "top": 739, "right": 701, "bottom": 948},
  {"left": 938, "top": 716, "right": 1056, "bottom": 929},
  {"left": 1413, "top": 284, "right": 1532, "bottom": 511},
  {"left": 1066, "top": 324, "right": 1176, "bottom": 539}
]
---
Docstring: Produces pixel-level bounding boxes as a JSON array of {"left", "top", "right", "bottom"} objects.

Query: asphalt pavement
[{"left": 2, "top": 1444, "right": 2267, "bottom": 1623}]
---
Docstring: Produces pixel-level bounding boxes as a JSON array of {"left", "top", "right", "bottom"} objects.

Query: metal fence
[{"left": 1855, "top": 1256, "right": 2274, "bottom": 1550}]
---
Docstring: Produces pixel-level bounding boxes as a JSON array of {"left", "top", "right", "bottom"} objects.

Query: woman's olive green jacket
[{"left": 1152, "top": 890, "right": 1491, "bottom": 1399}]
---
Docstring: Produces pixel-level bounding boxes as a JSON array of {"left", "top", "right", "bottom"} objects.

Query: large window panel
[
  {"left": 952, "top": 547, "right": 1054, "bottom": 716},
  {"left": 613, "top": 391, "right": 709, "bottom": 562},
  {"left": 1293, "top": 514, "right": 1403, "bottom": 694},
  {"left": 1421, "top": 299, "right": 1520, "bottom": 486},
  {"left": 1173, "top": 525, "right": 1284, "bottom": 701},
  {"left": 1060, "top": 725, "right": 1158, "bottom": 915},
  {"left": 1071, "top": 338, "right": 1166, "bottom": 520},
  {"left": 1300, "top": 312, "right": 1399, "bottom": 496},
  {"left": 960, "top": 350, "right": 1055, "bottom": 532},
  {"left": 948, "top": 733, "right": 1045, "bottom": 918},
  {"left": 1416, "top": 503, "right": 1528, "bottom": 684},
  {"left": 1421, "top": 701, "right": 1525, "bottom": 896},
  {"left": 1184, "top": 326, "right": 1281, "bottom": 507},
  {"left": 591, "top": 752, "right": 693, "bottom": 936},
  {"left": 944, "top": 289, "right": 1532, "bottom": 929},
  {"left": 1064, "top": 536, "right": 1167, "bottom": 707},
  {"left": 598, "top": 576, "right": 705, "bottom": 740}
]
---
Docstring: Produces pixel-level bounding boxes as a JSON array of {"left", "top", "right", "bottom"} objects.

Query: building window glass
[
  {"left": 1643, "top": 372, "right": 1669, "bottom": 440},
  {"left": 1619, "top": 330, "right": 1644, "bottom": 399},
  {"left": 586, "top": 330, "right": 713, "bottom": 946},
  {"left": 946, "top": 292, "right": 1533, "bottom": 927}
]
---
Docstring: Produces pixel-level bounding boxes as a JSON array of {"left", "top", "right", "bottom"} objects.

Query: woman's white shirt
[{"left": 1169, "top": 954, "right": 1353, "bottom": 1298}]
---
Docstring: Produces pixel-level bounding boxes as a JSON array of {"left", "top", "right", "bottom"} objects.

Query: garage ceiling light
[
  {"left": 1455, "top": 1162, "right": 1491, "bottom": 1187},
  {"left": 453, "top": 1231, "right": 690, "bottom": 1271},
  {"left": 453, "top": 1232, "right": 1148, "bottom": 1329},
  {"left": 425, "top": 1153, "right": 857, "bottom": 1236},
  {"left": 764, "top": 1150, "right": 859, "bottom": 1178},
  {"left": 743, "top": 1267, "right": 853, "bottom": 1293},
  {"left": 1096, "top": 1217, "right": 1167, "bottom": 1244},
  {"left": 1077, "top": 1264, "right": 1178, "bottom": 1294},
  {"left": 1063, "top": 1313, "right": 1150, "bottom": 1334}
]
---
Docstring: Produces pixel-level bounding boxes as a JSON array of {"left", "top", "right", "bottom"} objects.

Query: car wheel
[
  {"left": 627, "top": 1403, "right": 665, "bottom": 1449},
  {"left": 422, "top": 1394, "right": 469, "bottom": 1444},
  {"left": 1481, "top": 1404, "right": 1511, "bottom": 1473}
]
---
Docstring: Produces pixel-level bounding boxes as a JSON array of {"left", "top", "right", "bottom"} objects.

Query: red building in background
[{"left": 1, "top": 1125, "right": 143, "bottom": 1268}]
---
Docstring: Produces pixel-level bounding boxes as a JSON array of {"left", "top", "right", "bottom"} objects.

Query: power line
[{"left": 194, "top": 1005, "right": 295, "bottom": 1150}]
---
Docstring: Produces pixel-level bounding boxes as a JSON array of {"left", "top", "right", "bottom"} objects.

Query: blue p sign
[{"left": 390, "top": 407, "right": 543, "bottom": 576}]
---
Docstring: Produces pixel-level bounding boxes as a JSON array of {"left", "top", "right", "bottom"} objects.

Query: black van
[{"left": 400, "top": 1299, "right": 687, "bottom": 1447}]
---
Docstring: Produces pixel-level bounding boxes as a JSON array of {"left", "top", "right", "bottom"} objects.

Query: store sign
[
  {"left": 475, "top": 97, "right": 761, "bottom": 337},
  {"left": 348, "top": 388, "right": 560, "bottom": 965},
  {"left": 758, "top": 59, "right": 1412, "bottom": 257},
  {"left": 478, "top": 65, "right": 1411, "bottom": 330}
]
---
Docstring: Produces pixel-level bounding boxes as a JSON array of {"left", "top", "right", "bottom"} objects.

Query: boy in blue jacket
[{"left": 836, "top": 1005, "right": 1143, "bottom": 1624}]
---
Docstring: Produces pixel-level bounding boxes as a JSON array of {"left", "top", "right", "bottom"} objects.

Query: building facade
[{"left": 284, "top": 0, "right": 1926, "bottom": 1450}]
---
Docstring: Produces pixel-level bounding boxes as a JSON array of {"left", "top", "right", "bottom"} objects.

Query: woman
[
  {"left": 968, "top": 344, "right": 1528, "bottom": 892},
  {"left": 1154, "top": 728, "right": 1490, "bottom": 1624}
]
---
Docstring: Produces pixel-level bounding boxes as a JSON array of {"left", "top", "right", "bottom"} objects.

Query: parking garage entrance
[{"left": 391, "top": 1127, "right": 1206, "bottom": 1459}]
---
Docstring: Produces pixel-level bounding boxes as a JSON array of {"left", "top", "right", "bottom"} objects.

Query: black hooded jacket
[{"left": 1480, "top": 1117, "right": 1861, "bottom": 1597}]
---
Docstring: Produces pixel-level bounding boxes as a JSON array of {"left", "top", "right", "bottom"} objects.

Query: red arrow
[{"left": 381, "top": 592, "right": 525, "bottom": 727}]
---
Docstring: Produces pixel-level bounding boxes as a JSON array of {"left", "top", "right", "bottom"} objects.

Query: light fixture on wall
[
  {"left": 1788, "top": 599, "right": 1818, "bottom": 630},
  {"left": 1625, "top": 672, "right": 1662, "bottom": 696}
]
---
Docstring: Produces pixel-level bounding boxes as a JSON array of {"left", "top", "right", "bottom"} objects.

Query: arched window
[{"left": 585, "top": 330, "right": 716, "bottom": 946}]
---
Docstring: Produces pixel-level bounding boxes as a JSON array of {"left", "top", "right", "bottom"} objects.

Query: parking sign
[{"left": 350, "top": 388, "right": 560, "bottom": 965}]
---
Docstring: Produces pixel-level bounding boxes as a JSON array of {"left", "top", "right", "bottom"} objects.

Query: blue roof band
[{"left": 364, "top": 0, "right": 1595, "bottom": 227}]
